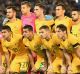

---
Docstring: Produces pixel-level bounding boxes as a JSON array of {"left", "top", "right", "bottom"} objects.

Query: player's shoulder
[
  {"left": 65, "top": 16, "right": 72, "bottom": 20},
  {"left": 68, "top": 33, "right": 78, "bottom": 43},
  {"left": 34, "top": 33, "right": 40, "bottom": 39},
  {"left": 68, "top": 33, "right": 76, "bottom": 38},
  {"left": 16, "top": 18, "right": 22, "bottom": 22},
  {"left": 52, "top": 33, "right": 58, "bottom": 38},
  {"left": 13, "top": 34, "right": 22, "bottom": 40}
]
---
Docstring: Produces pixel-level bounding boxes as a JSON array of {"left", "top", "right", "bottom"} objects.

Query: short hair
[
  {"left": 55, "top": 3, "right": 65, "bottom": 10},
  {"left": 71, "top": 8, "right": 80, "bottom": 13},
  {"left": 35, "top": 3, "right": 46, "bottom": 14},
  {"left": 2, "top": 25, "right": 11, "bottom": 32},
  {"left": 6, "top": 5, "right": 17, "bottom": 12},
  {"left": 23, "top": 25, "right": 33, "bottom": 31},
  {"left": 56, "top": 24, "right": 67, "bottom": 32},
  {"left": 21, "top": 1, "right": 32, "bottom": 8},
  {"left": 35, "top": 3, "right": 45, "bottom": 10},
  {"left": 39, "top": 25, "right": 49, "bottom": 30}
]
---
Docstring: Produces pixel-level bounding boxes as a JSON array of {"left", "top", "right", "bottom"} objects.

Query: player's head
[
  {"left": 71, "top": 8, "right": 80, "bottom": 21},
  {"left": 21, "top": 1, "right": 32, "bottom": 15},
  {"left": 56, "top": 24, "right": 67, "bottom": 39},
  {"left": 55, "top": 3, "right": 65, "bottom": 17},
  {"left": 39, "top": 25, "right": 50, "bottom": 39},
  {"left": 6, "top": 6, "right": 17, "bottom": 19},
  {"left": 34, "top": 3, "right": 45, "bottom": 17},
  {"left": 23, "top": 25, "right": 33, "bottom": 38},
  {"left": 2, "top": 25, "right": 12, "bottom": 40}
]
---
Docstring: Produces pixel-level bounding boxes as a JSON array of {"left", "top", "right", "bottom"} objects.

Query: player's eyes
[
  {"left": 39, "top": 32, "right": 43, "bottom": 34},
  {"left": 56, "top": 9, "right": 60, "bottom": 11},
  {"left": 34, "top": 9, "right": 39, "bottom": 11},
  {"left": 72, "top": 14, "right": 76, "bottom": 15}
]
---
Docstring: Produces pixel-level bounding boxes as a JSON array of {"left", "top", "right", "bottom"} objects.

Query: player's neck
[
  {"left": 28, "top": 34, "right": 34, "bottom": 41},
  {"left": 23, "top": 11, "right": 31, "bottom": 16},
  {"left": 46, "top": 34, "right": 51, "bottom": 41},
  {"left": 6, "top": 36, "right": 11, "bottom": 42},
  {"left": 57, "top": 15, "right": 65, "bottom": 20},
  {"left": 75, "top": 18, "right": 80, "bottom": 24},
  {"left": 9, "top": 17, "right": 17, "bottom": 22},
  {"left": 38, "top": 14, "right": 45, "bottom": 20},
  {"left": 62, "top": 34, "right": 67, "bottom": 41}
]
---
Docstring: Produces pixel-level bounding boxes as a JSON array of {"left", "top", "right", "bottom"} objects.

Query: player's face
[
  {"left": 72, "top": 11, "right": 79, "bottom": 21},
  {"left": 6, "top": 9, "right": 15, "bottom": 19},
  {"left": 21, "top": 4, "right": 30, "bottom": 15},
  {"left": 23, "top": 29, "right": 32, "bottom": 38},
  {"left": 39, "top": 29, "right": 47, "bottom": 39},
  {"left": 55, "top": 6, "right": 65, "bottom": 17},
  {"left": 56, "top": 28, "right": 66, "bottom": 39},
  {"left": 2, "top": 30, "right": 11, "bottom": 40},
  {"left": 34, "top": 6, "right": 43, "bottom": 17}
]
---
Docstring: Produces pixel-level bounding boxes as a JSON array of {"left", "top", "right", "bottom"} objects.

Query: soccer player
[
  {"left": 54, "top": 3, "right": 72, "bottom": 33},
  {"left": 5, "top": 6, "right": 22, "bottom": 35},
  {"left": 21, "top": 1, "right": 36, "bottom": 32},
  {"left": 1, "top": 25, "right": 29, "bottom": 74},
  {"left": 23, "top": 25, "right": 47, "bottom": 74},
  {"left": 34, "top": 3, "right": 54, "bottom": 34},
  {"left": 39, "top": 25, "right": 54, "bottom": 64},
  {"left": 39, "top": 25, "right": 63, "bottom": 74},
  {"left": 71, "top": 8, "right": 80, "bottom": 72},
  {"left": 55, "top": 24, "right": 79, "bottom": 74},
  {"left": 71, "top": 8, "right": 80, "bottom": 37}
]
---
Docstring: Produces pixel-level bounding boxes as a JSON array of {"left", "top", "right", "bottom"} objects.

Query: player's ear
[
  {"left": 64, "top": 30, "right": 66, "bottom": 34},
  {"left": 63, "top": 10, "right": 65, "bottom": 14}
]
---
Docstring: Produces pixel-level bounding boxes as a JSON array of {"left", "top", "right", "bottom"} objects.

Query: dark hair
[
  {"left": 71, "top": 8, "right": 80, "bottom": 13},
  {"left": 21, "top": 1, "right": 32, "bottom": 8},
  {"left": 39, "top": 25, "right": 49, "bottom": 30},
  {"left": 23, "top": 25, "right": 33, "bottom": 31},
  {"left": 35, "top": 3, "right": 46, "bottom": 14},
  {"left": 56, "top": 24, "right": 67, "bottom": 32},
  {"left": 55, "top": 3, "right": 65, "bottom": 10},
  {"left": 2, "top": 25, "right": 11, "bottom": 32},
  {"left": 6, "top": 5, "right": 17, "bottom": 12}
]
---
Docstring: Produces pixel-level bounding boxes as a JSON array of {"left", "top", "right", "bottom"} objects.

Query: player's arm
[
  {"left": 21, "top": 37, "right": 35, "bottom": 67},
  {"left": 5, "top": 34, "right": 22, "bottom": 48},
  {"left": 60, "top": 44, "right": 72, "bottom": 66},
  {"left": 46, "top": 50, "right": 52, "bottom": 65},
  {"left": 25, "top": 46, "right": 35, "bottom": 68},
  {"left": 4, "top": 50, "right": 10, "bottom": 68}
]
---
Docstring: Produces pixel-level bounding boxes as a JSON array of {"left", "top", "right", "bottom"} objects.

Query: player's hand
[
  {"left": 61, "top": 65, "right": 66, "bottom": 73},
  {"left": 6, "top": 67, "right": 10, "bottom": 74},
  {"left": 40, "top": 62, "right": 47, "bottom": 71},
  {"left": 67, "top": 65, "right": 72, "bottom": 74},
  {"left": 47, "top": 64, "right": 53, "bottom": 72},
  {"left": 31, "top": 66, "right": 36, "bottom": 72},
  {"left": 0, "top": 65, "right": 5, "bottom": 74}
]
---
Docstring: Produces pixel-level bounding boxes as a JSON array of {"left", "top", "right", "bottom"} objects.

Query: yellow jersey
[
  {"left": 60, "top": 34, "right": 78, "bottom": 53},
  {"left": 5, "top": 19, "right": 22, "bottom": 35},
  {"left": 55, "top": 16, "right": 72, "bottom": 32},
  {"left": 35, "top": 19, "right": 54, "bottom": 34},
  {"left": 23, "top": 34, "right": 45, "bottom": 58},
  {"left": 42, "top": 33, "right": 62, "bottom": 57},
  {"left": 2, "top": 34, "right": 27, "bottom": 56},
  {"left": 72, "top": 23, "right": 80, "bottom": 37}
]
